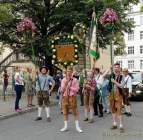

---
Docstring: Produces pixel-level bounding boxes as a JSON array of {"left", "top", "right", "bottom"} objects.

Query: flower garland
[{"left": 51, "top": 34, "right": 80, "bottom": 67}]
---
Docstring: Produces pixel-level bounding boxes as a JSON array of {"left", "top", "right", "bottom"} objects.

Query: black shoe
[
  {"left": 99, "top": 114, "right": 103, "bottom": 117},
  {"left": 124, "top": 112, "right": 128, "bottom": 115},
  {"left": 35, "top": 117, "right": 42, "bottom": 121},
  {"left": 126, "top": 113, "right": 132, "bottom": 117},
  {"left": 83, "top": 118, "right": 88, "bottom": 121},
  {"left": 110, "top": 125, "right": 117, "bottom": 130},
  {"left": 94, "top": 113, "right": 98, "bottom": 116}
]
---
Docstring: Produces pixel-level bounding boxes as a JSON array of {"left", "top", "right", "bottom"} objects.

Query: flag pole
[{"left": 89, "top": 7, "right": 99, "bottom": 69}]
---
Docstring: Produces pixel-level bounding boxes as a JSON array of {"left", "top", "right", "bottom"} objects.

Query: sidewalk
[{"left": 0, "top": 94, "right": 58, "bottom": 120}]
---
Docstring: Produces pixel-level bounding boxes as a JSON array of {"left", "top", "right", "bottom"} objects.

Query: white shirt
[
  {"left": 95, "top": 74, "right": 104, "bottom": 89},
  {"left": 122, "top": 75, "right": 132, "bottom": 93},
  {"left": 14, "top": 72, "right": 24, "bottom": 85}
]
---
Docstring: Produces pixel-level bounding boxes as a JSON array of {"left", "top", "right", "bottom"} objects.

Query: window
[
  {"left": 128, "top": 46, "right": 134, "bottom": 54},
  {"left": 116, "top": 61, "right": 122, "bottom": 68},
  {"left": 128, "top": 6, "right": 133, "bottom": 13},
  {"left": 128, "top": 18, "right": 134, "bottom": 22},
  {"left": 140, "top": 60, "right": 143, "bottom": 69},
  {"left": 140, "top": 31, "right": 143, "bottom": 40},
  {"left": 140, "top": 16, "right": 143, "bottom": 25},
  {"left": 140, "top": 46, "right": 143, "bottom": 54},
  {"left": 128, "top": 31, "right": 134, "bottom": 41},
  {"left": 128, "top": 60, "right": 134, "bottom": 69}
]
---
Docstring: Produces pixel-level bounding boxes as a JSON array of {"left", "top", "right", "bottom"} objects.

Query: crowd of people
[{"left": 2, "top": 63, "right": 133, "bottom": 133}]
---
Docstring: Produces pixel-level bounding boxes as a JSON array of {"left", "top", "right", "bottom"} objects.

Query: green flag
[{"left": 89, "top": 10, "right": 100, "bottom": 60}]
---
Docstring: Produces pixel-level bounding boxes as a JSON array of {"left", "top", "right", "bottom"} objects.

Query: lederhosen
[
  {"left": 62, "top": 78, "right": 78, "bottom": 118},
  {"left": 37, "top": 75, "right": 50, "bottom": 107},
  {"left": 84, "top": 79, "right": 95, "bottom": 107},
  {"left": 109, "top": 74, "right": 123, "bottom": 115}
]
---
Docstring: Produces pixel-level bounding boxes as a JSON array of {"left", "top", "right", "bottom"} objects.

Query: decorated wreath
[
  {"left": 51, "top": 34, "right": 81, "bottom": 67},
  {"left": 73, "top": 23, "right": 87, "bottom": 39}
]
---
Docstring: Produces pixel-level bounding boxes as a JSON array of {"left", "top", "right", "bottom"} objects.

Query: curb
[{"left": 0, "top": 101, "right": 58, "bottom": 121}]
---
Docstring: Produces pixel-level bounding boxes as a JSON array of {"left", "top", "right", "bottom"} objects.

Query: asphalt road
[{"left": 0, "top": 102, "right": 143, "bottom": 140}]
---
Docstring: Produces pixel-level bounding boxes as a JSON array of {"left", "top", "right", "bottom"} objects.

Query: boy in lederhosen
[
  {"left": 35, "top": 66, "right": 55, "bottom": 122},
  {"left": 109, "top": 63, "right": 125, "bottom": 133},
  {"left": 60, "top": 67, "right": 83, "bottom": 133},
  {"left": 83, "top": 70, "right": 96, "bottom": 123}
]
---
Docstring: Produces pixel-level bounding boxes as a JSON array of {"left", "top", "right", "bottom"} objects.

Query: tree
[{"left": 0, "top": 0, "right": 139, "bottom": 65}]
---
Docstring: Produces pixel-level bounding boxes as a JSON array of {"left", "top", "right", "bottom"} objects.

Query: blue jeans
[{"left": 15, "top": 85, "right": 23, "bottom": 110}]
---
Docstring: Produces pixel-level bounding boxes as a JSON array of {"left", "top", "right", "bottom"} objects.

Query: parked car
[{"left": 129, "top": 72, "right": 143, "bottom": 101}]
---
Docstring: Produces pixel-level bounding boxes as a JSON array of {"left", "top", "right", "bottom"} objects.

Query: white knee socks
[
  {"left": 38, "top": 107, "right": 42, "bottom": 117},
  {"left": 60, "top": 121, "right": 68, "bottom": 132},
  {"left": 45, "top": 107, "right": 50, "bottom": 118},
  {"left": 75, "top": 120, "right": 83, "bottom": 133},
  {"left": 84, "top": 109, "right": 88, "bottom": 118},
  {"left": 89, "top": 109, "right": 93, "bottom": 120}
]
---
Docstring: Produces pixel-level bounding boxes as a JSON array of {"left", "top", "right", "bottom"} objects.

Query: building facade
[{"left": 114, "top": 1, "right": 143, "bottom": 72}]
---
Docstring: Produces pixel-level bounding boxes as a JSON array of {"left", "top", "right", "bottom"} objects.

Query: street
[{"left": 0, "top": 101, "right": 143, "bottom": 140}]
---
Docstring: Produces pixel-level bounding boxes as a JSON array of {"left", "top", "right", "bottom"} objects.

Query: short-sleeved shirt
[
  {"left": 14, "top": 72, "right": 24, "bottom": 86},
  {"left": 36, "top": 74, "right": 55, "bottom": 92}
]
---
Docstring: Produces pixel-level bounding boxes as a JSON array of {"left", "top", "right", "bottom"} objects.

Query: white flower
[
  {"left": 75, "top": 60, "right": 78, "bottom": 63},
  {"left": 75, "top": 49, "right": 78, "bottom": 52},
  {"left": 75, "top": 45, "right": 78, "bottom": 48},
  {"left": 74, "top": 55, "right": 78, "bottom": 58},
  {"left": 70, "top": 63, "right": 73, "bottom": 66},
  {"left": 52, "top": 55, "right": 56, "bottom": 58},
  {"left": 68, "top": 35, "right": 70, "bottom": 38},
  {"left": 51, "top": 40, "right": 54, "bottom": 43}
]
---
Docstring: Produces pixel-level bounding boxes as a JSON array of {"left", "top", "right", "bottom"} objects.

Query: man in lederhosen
[
  {"left": 60, "top": 67, "right": 83, "bottom": 133},
  {"left": 109, "top": 63, "right": 124, "bottom": 133},
  {"left": 35, "top": 66, "right": 55, "bottom": 122}
]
